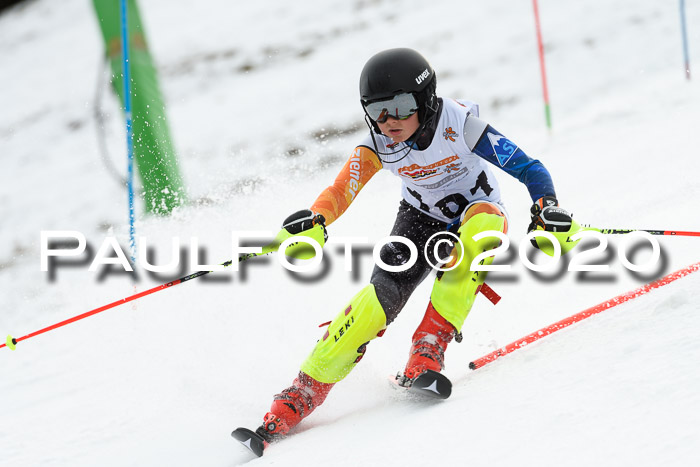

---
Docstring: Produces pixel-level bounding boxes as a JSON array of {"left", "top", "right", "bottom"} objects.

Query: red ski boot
[
  {"left": 257, "top": 372, "right": 334, "bottom": 442},
  {"left": 403, "top": 301, "right": 456, "bottom": 381}
]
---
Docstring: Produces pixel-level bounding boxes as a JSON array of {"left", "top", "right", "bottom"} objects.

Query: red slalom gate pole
[
  {"left": 680, "top": 0, "right": 691, "bottom": 80},
  {"left": 532, "top": 0, "right": 552, "bottom": 129},
  {"left": 469, "top": 261, "right": 700, "bottom": 370},
  {"left": 1, "top": 252, "right": 270, "bottom": 351}
]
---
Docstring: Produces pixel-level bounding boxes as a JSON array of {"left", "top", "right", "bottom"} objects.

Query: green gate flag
[{"left": 92, "top": 0, "right": 186, "bottom": 214}]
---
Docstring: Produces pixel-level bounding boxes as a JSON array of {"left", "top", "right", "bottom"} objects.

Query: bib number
[{"left": 407, "top": 170, "right": 494, "bottom": 220}]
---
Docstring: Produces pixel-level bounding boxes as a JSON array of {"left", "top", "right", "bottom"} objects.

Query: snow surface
[{"left": 1, "top": 0, "right": 700, "bottom": 465}]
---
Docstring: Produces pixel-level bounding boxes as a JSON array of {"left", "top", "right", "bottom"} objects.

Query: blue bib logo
[{"left": 487, "top": 133, "right": 518, "bottom": 167}]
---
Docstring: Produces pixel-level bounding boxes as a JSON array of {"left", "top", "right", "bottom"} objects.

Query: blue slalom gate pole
[
  {"left": 120, "top": 0, "right": 136, "bottom": 262},
  {"left": 680, "top": 0, "right": 691, "bottom": 80}
]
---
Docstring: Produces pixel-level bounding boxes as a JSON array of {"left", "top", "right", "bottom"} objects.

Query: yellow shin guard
[
  {"left": 431, "top": 204, "right": 507, "bottom": 332},
  {"left": 301, "top": 284, "right": 387, "bottom": 384}
]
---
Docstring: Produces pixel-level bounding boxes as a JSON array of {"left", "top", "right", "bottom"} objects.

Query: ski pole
[
  {"left": 585, "top": 226, "right": 700, "bottom": 237},
  {"left": 1, "top": 248, "right": 275, "bottom": 351}
]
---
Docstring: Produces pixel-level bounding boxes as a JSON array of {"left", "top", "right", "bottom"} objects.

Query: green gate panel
[{"left": 92, "top": 0, "right": 186, "bottom": 214}]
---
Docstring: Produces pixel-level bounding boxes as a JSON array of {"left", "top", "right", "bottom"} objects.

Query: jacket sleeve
[
  {"left": 463, "top": 114, "right": 556, "bottom": 202},
  {"left": 311, "top": 145, "right": 382, "bottom": 226}
]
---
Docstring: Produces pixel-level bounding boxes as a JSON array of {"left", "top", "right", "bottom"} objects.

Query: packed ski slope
[{"left": 1, "top": 0, "right": 699, "bottom": 465}]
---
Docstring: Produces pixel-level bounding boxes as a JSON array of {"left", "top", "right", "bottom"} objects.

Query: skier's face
[{"left": 377, "top": 112, "right": 420, "bottom": 143}]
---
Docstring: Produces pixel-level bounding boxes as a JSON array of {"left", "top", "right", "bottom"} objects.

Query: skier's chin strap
[
  {"left": 412, "top": 97, "right": 442, "bottom": 150},
  {"left": 364, "top": 98, "right": 443, "bottom": 164}
]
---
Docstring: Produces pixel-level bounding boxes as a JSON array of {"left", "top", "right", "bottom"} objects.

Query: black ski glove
[
  {"left": 527, "top": 196, "right": 573, "bottom": 233},
  {"left": 282, "top": 209, "right": 327, "bottom": 241},
  {"left": 276, "top": 209, "right": 327, "bottom": 260}
]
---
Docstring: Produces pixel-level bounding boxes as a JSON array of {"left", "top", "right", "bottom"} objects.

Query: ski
[
  {"left": 231, "top": 427, "right": 268, "bottom": 457},
  {"left": 234, "top": 371, "right": 451, "bottom": 458},
  {"left": 391, "top": 369, "right": 452, "bottom": 399}
]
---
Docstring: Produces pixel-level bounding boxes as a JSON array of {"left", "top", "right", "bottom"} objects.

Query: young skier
[{"left": 245, "top": 48, "right": 575, "bottom": 446}]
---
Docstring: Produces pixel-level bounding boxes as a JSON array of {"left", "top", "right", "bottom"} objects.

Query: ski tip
[
  {"left": 231, "top": 427, "right": 266, "bottom": 458},
  {"left": 6, "top": 335, "right": 17, "bottom": 351},
  {"left": 412, "top": 370, "right": 452, "bottom": 399}
]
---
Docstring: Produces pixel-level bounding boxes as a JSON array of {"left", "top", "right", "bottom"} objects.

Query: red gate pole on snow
[{"left": 469, "top": 261, "right": 700, "bottom": 370}]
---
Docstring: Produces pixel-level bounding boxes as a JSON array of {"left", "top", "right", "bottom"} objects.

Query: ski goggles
[{"left": 363, "top": 93, "right": 419, "bottom": 124}]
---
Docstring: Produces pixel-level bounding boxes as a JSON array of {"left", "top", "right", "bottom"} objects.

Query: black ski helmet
[{"left": 359, "top": 48, "right": 438, "bottom": 132}]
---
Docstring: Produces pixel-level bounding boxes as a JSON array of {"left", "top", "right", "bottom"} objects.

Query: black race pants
[{"left": 370, "top": 200, "right": 450, "bottom": 324}]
